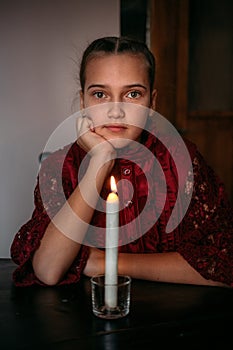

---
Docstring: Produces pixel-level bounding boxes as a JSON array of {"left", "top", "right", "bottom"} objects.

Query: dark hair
[{"left": 79, "top": 36, "right": 156, "bottom": 93}]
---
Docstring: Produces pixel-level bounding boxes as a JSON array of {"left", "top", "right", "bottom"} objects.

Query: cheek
[
  {"left": 129, "top": 126, "right": 144, "bottom": 140},
  {"left": 127, "top": 115, "right": 148, "bottom": 131},
  {"left": 94, "top": 127, "right": 104, "bottom": 135},
  {"left": 85, "top": 105, "right": 109, "bottom": 127},
  {"left": 124, "top": 103, "right": 149, "bottom": 127},
  {"left": 91, "top": 117, "right": 107, "bottom": 128}
]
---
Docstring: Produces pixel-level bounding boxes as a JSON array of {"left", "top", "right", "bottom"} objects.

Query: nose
[{"left": 107, "top": 102, "right": 125, "bottom": 119}]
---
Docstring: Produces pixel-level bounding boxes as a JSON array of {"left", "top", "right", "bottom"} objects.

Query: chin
[{"left": 108, "top": 138, "right": 133, "bottom": 149}]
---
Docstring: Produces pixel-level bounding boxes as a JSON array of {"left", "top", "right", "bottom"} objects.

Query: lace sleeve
[
  {"left": 178, "top": 151, "right": 233, "bottom": 286},
  {"left": 10, "top": 149, "right": 89, "bottom": 286}
]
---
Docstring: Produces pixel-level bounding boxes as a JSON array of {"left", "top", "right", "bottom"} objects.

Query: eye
[
  {"left": 127, "top": 91, "right": 142, "bottom": 99},
  {"left": 93, "top": 91, "right": 106, "bottom": 99}
]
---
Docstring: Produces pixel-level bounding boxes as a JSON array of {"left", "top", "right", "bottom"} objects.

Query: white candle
[{"left": 105, "top": 176, "right": 119, "bottom": 309}]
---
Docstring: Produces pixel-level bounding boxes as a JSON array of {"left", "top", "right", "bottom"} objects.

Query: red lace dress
[{"left": 11, "top": 131, "right": 233, "bottom": 287}]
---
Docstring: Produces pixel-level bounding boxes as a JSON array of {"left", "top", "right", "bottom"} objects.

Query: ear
[
  {"left": 79, "top": 90, "right": 84, "bottom": 109},
  {"left": 150, "top": 89, "right": 157, "bottom": 110}
]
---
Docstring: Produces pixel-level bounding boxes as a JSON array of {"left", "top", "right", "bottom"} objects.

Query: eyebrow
[{"left": 87, "top": 84, "right": 148, "bottom": 91}]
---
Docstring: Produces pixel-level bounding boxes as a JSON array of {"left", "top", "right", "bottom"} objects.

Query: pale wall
[{"left": 0, "top": 0, "right": 120, "bottom": 257}]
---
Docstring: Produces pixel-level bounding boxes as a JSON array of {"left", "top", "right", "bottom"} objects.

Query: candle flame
[{"left": 110, "top": 176, "right": 117, "bottom": 193}]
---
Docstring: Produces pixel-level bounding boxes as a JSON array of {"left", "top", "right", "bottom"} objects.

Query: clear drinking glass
[{"left": 91, "top": 275, "right": 131, "bottom": 319}]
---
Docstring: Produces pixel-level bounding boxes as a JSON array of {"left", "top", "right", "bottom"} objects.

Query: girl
[{"left": 11, "top": 36, "right": 233, "bottom": 287}]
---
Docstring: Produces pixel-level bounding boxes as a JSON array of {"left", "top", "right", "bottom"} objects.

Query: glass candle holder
[{"left": 91, "top": 275, "right": 131, "bottom": 319}]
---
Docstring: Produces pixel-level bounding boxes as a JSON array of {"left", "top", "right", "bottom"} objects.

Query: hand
[
  {"left": 76, "top": 114, "right": 117, "bottom": 176},
  {"left": 76, "top": 115, "right": 115, "bottom": 158},
  {"left": 83, "top": 247, "right": 105, "bottom": 277}
]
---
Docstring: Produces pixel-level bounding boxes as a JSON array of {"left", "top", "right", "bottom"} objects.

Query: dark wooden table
[{"left": 1, "top": 259, "right": 233, "bottom": 349}]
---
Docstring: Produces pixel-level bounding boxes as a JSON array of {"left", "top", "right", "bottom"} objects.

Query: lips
[{"left": 105, "top": 124, "right": 127, "bottom": 132}]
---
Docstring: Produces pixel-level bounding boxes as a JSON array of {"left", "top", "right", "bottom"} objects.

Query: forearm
[
  {"left": 33, "top": 155, "right": 113, "bottom": 285},
  {"left": 118, "top": 251, "right": 227, "bottom": 287}
]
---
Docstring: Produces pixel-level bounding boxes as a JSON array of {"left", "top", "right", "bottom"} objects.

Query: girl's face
[{"left": 80, "top": 53, "right": 157, "bottom": 147}]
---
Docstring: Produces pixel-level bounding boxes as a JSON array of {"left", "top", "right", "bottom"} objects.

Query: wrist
[{"left": 90, "top": 151, "right": 115, "bottom": 173}]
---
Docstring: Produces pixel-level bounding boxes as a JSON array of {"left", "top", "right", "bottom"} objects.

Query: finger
[
  {"left": 85, "top": 116, "right": 95, "bottom": 132},
  {"left": 76, "top": 115, "right": 94, "bottom": 137},
  {"left": 76, "top": 117, "right": 89, "bottom": 139}
]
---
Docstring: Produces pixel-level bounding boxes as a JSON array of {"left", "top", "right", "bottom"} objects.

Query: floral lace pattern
[
  {"left": 10, "top": 135, "right": 233, "bottom": 287},
  {"left": 178, "top": 153, "right": 233, "bottom": 285}
]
